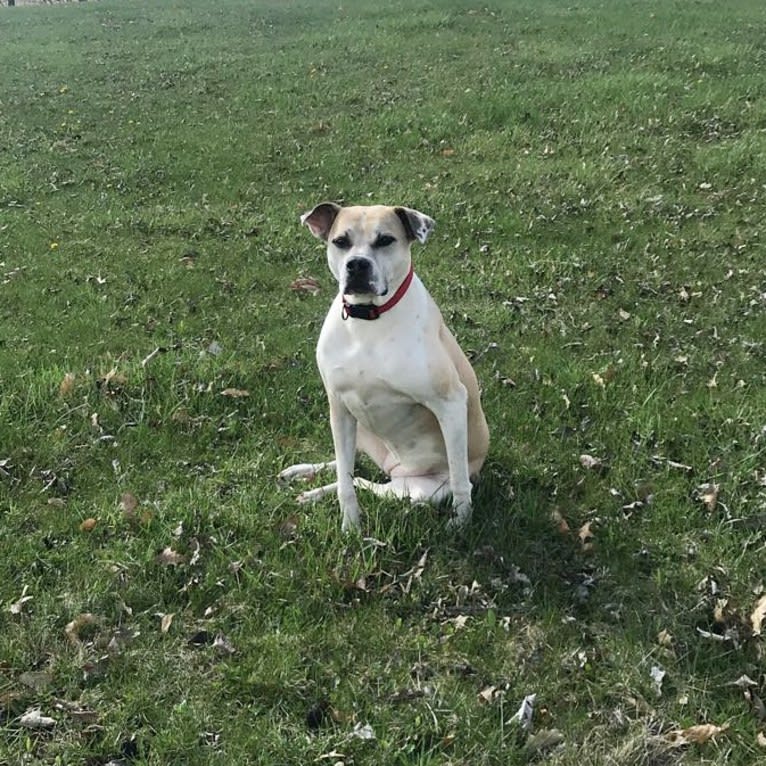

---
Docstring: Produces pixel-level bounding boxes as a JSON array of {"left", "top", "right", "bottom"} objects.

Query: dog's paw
[
  {"left": 447, "top": 500, "right": 472, "bottom": 529},
  {"left": 278, "top": 463, "right": 317, "bottom": 484}
]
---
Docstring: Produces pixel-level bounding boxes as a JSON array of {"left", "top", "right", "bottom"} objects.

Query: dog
[{"left": 279, "top": 203, "right": 489, "bottom": 532}]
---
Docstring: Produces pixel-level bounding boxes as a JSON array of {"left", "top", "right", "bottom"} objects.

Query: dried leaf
[
  {"left": 696, "top": 483, "right": 720, "bottom": 512},
  {"left": 59, "top": 372, "right": 76, "bottom": 397},
  {"left": 290, "top": 276, "right": 321, "bottom": 295},
  {"left": 213, "top": 633, "right": 236, "bottom": 656},
  {"left": 551, "top": 508, "right": 570, "bottom": 535},
  {"left": 478, "top": 685, "right": 499, "bottom": 704},
  {"left": 278, "top": 515, "right": 299, "bottom": 540},
  {"left": 351, "top": 722, "right": 376, "bottom": 740},
  {"left": 526, "top": 728, "right": 564, "bottom": 753},
  {"left": 650, "top": 665, "right": 666, "bottom": 696},
  {"left": 120, "top": 492, "right": 138, "bottom": 519},
  {"left": 750, "top": 595, "right": 766, "bottom": 636},
  {"left": 19, "top": 671, "right": 53, "bottom": 692},
  {"left": 657, "top": 629, "right": 674, "bottom": 647},
  {"left": 579, "top": 454, "right": 603, "bottom": 470},
  {"left": 160, "top": 613, "right": 174, "bottom": 634},
  {"left": 666, "top": 723, "right": 729, "bottom": 747},
  {"left": 220, "top": 388, "right": 250, "bottom": 398},
  {"left": 79, "top": 517, "right": 98, "bottom": 532},
  {"left": 9, "top": 585, "right": 32, "bottom": 615},
  {"left": 578, "top": 521, "right": 595, "bottom": 552},
  {"left": 729, "top": 674, "right": 757, "bottom": 689},
  {"left": 757, "top": 731, "right": 766, "bottom": 748},
  {"left": 507, "top": 693, "right": 536, "bottom": 730},
  {"left": 19, "top": 708, "right": 56, "bottom": 730},
  {"left": 65, "top": 613, "right": 99, "bottom": 644},
  {"left": 156, "top": 547, "right": 185, "bottom": 566}
]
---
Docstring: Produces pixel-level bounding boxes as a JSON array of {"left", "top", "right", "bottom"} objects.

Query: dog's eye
[
  {"left": 373, "top": 234, "right": 396, "bottom": 249},
  {"left": 332, "top": 235, "right": 352, "bottom": 250}
]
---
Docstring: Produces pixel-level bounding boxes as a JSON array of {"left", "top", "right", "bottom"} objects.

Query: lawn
[{"left": 1, "top": 0, "right": 765, "bottom": 763}]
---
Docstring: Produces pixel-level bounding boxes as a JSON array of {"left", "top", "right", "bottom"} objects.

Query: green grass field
[{"left": 1, "top": 0, "right": 766, "bottom": 763}]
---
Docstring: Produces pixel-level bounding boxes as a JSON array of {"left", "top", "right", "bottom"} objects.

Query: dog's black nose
[{"left": 346, "top": 257, "right": 372, "bottom": 276}]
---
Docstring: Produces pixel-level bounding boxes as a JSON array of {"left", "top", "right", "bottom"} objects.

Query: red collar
[{"left": 341, "top": 263, "right": 414, "bottom": 321}]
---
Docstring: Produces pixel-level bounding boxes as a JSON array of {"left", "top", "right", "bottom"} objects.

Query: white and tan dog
[{"left": 280, "top": 203, "right": 489, "bottom": 532}]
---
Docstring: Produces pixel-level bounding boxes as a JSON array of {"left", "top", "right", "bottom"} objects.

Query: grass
[{"left": 1, "top": 0, "right": 765, "bottom": 763}]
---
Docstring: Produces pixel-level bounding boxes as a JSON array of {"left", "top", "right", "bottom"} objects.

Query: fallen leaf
[
  {"left": 160, "top": 613, "right": 174, "bottom": 634},
  {"left": 79, "top": 517, "right": 98, "bottom": 532},
  {"left": 65, "top": 613, "right": 99, "bottom": 644},
  {"left": 351, "top": 722, "right": 376, "bottom": 740},
  {"left": 757, "top": 731, "right": 766, "bottom": 748},
  {"left": 751, "top": 595, "right": 766, "bottom": 635},
  {"left": 618, "top": 308, "right": 631, "bottom": 321},
  {"left": 657, "top": 629, "right": 674, "bottom": 647},
  {"left": 478, "top": 685, "right": 500, "bottom": 704},
  {"left": 290, "top": 276, "right": 321, "bottom": 295},
  {"left": 696, "top": 483, "right": 720, "bottom": 512},
  {"left": 19, "top": 671, "right": 53, "bottom": 692},
  {"left": 220, "top": 388, "right": 250, "bottom": 398},
  {"left": 650, "top": 665, "right": 666, "bottom": 697},
  {"left": 213, "top": 633, "right": 236, "bottom": 656},
  {"left": 526, "top": 729, "right": 564, "bottom": 753},
  {"left": 551, "top": 508, "right": 570, "bottom": 535},
  {"left": 120, "top": 492, "right": 138, "bottom": 519},
  {"left": 666, "top": 723, "right": 729, "bottom": 747},
  {"left": 278, "top": 515, "right": 299, "bottom": 540},
  {"left": 578, "top": 521, "right": 595, "bottom": 552},
  {"left": 156, "top": 547, "right": 185, "bottom": 566},
  {"left": 9, "top": 585, "right": 32, "bottom": 615},
  {"left": 59, "top": 372, "right": 76, "bottom": 397},
  {"left": 729, "top": 674, "right": 757, "bottom": 689},
  {"left": 19, "top": 708, "right": 56, "bottom": 730},
  {"left": 507, "top": 693, "right": 536, "bottom": 730},
  {"left": 579, "top": 454, "right": 603, "bottom": 470}
]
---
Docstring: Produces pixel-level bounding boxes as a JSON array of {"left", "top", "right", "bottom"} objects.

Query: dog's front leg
[
  {"left": 328, "top": 396, "right": 361, "bottom": 532},
  {"left": 428, "top": 384, "right": 473, "bottom": 526}
]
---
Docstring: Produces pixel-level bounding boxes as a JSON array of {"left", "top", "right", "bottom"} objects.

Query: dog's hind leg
[
  {"left": 278, "top": 460, "right": 337, "bottom": 484},
  {"left": 355, "top": 475, "right": 451, "bottom": 506}
]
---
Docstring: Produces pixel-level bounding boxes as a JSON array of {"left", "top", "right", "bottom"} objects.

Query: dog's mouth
[{"left": 343, "top": 279, "right": 387, "bottom": 298}]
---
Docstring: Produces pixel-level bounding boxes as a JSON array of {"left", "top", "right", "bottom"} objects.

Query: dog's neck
[{"left": 341, "top": 263, "right": 414, "bottom": 321}]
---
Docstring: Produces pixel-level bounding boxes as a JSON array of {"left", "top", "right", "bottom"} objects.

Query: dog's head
[{"left": 301, "top": 203, "right": 434, "bottom": 303}]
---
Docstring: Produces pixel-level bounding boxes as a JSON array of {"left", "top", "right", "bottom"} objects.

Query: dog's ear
[
  {"left": 300, "top": 202, "right": 341, "bottom": 241},
  {"left": 394, "top": 207, "right": 435, "bottom": 244}
]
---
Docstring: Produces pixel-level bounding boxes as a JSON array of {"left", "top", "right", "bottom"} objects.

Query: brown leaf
[
  {"left": 290, "top": 277, "right": 321, "bottom": 295},
  {"left": 657, "top": 629, "right": 674, "bottom": 647},
  {"left": 155, "top": 547, "right": 185, "bottom": 566},
  {"left": 751, "top": 595, "right": 766, "bottom": 636},
  {"left": 757, "top": 731, "right": 766, "bottom": 748},
  {"left": 9, "top": 585, "right": 32, "bottom": 615},
  {"left": 278, "top": 515, "right": 299, "bottom": 540},
  {"left": 19, "top": 708, "right": 56, "bottom": 730},
  {"left": 579, "top": 454, "right": 603, "bottom": 470},
  {"left": 697, "top": 483, "right": 720, "bottom": 512},
  {"left": 119, "top": 492, "right": 138, "bottom": 519},
  {"left": 551, "top": 508, "right": 570, "bottom": 535},
  {"left": 666, "top": 723, "right": 729, "bottom": 747},
  {"left": 220, "top": 388, "right": 250, "bottom": 398},
  {"left": 478, "top": 685, "right": 500, "bottom": 704},
  {"left": 79, "top": 517, "right": 98, "bottom": 532},
  {"left": 160, "top": 613, "right": 174, "bottom": 634},
  {"left": 59, "top": 372, "right": 76, "bottom": 397},
  {"left": 64, "top": 613, "right": 99, "bottom": 644},
  {"left": 440, "top": 147, "right": 456, "bottom": 157},
  {"left": 578, "top": 521, "right": 596, "bottom": 552}
]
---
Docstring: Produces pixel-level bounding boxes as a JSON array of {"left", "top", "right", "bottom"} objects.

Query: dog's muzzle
[{"left": 343, "top": 256, "right": 378, "bottom": 295}]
